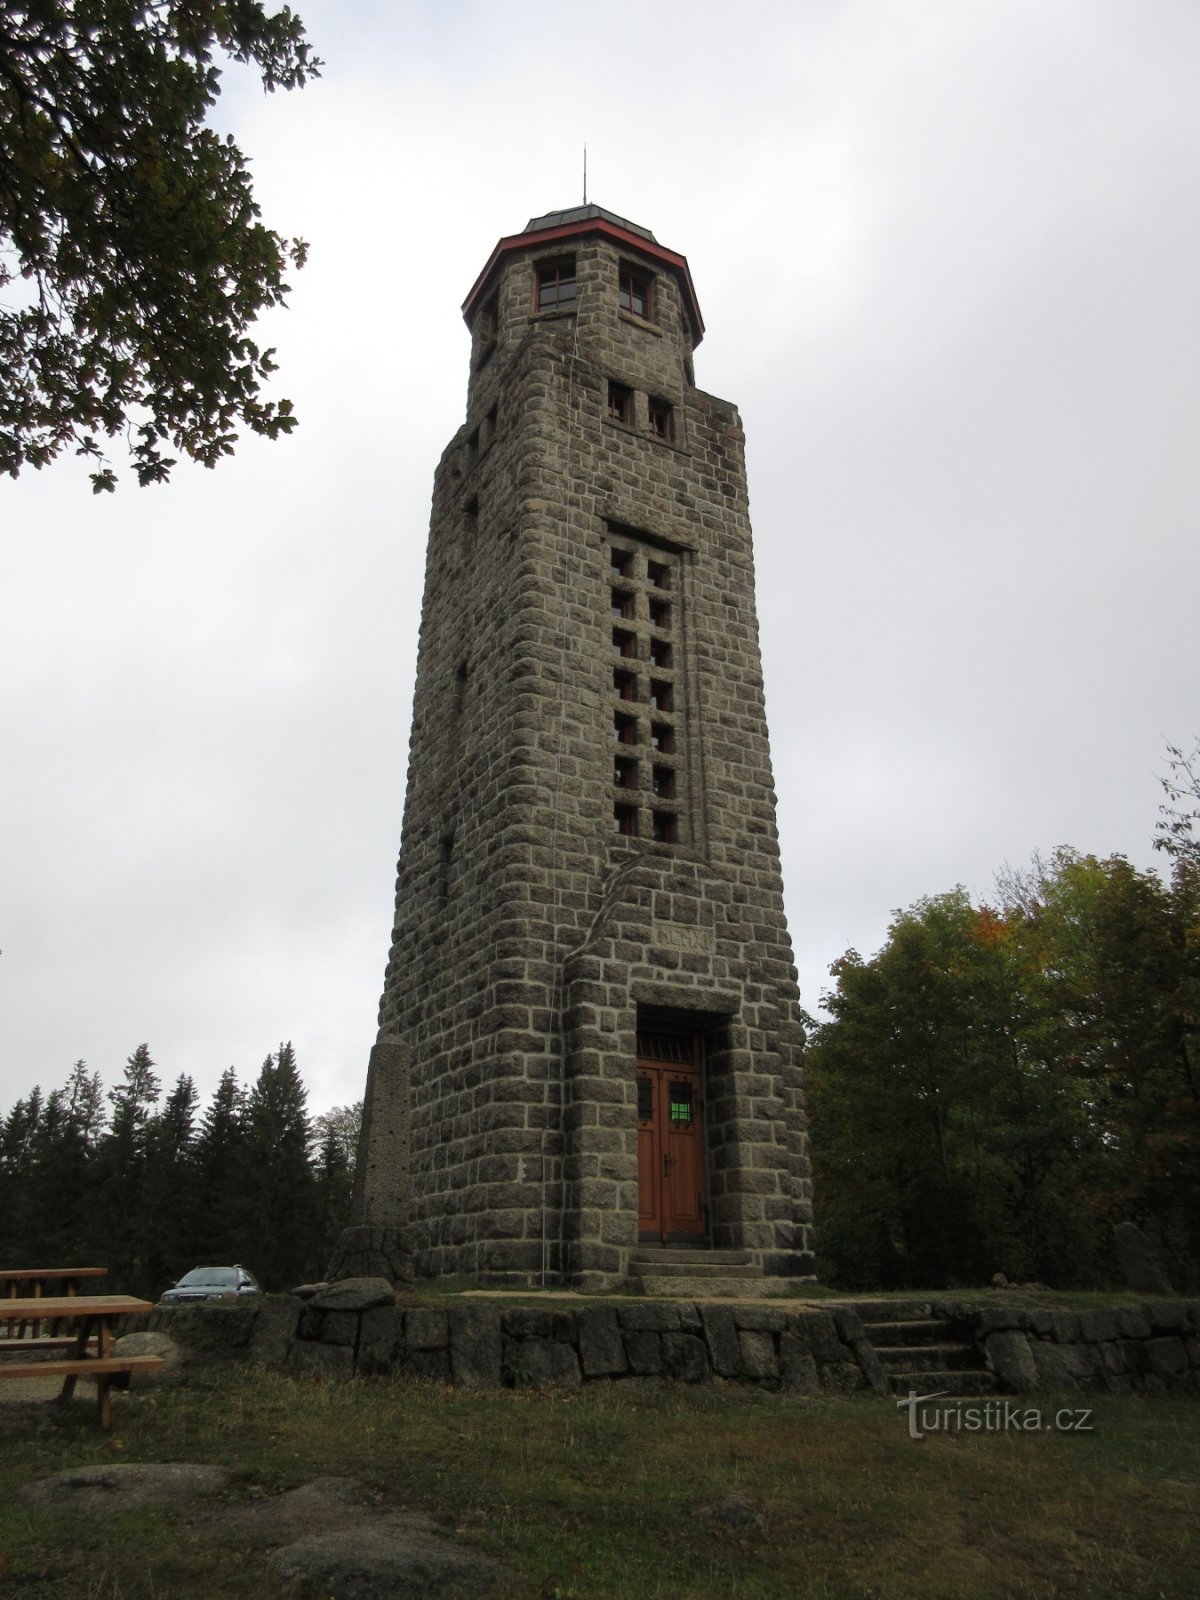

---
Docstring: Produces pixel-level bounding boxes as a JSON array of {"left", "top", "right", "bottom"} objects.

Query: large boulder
[
  {"left": 576, "top": 1306, "right": 626, "bottom": 1377},
  {"left": 310, "top": 1277, "right": 395, "bottom": 1313},
  {"left": 110, "top": 1331, "right": 184, "bottom": 1387},
  {"left": 503, "top": 1336, "right": 581, "bottom": 1388},
  {"left": 153, "top": 1301, "right": 259, "bottom": 1359},
  {"left": 448, "top": 1307, "right": 502, "bottom": 1388},
  {"left": 983, "top": 1329, "right": 1039, "bottom": 1390},
  {"left": 248, "top": 1294, "right": 304, "bottom": 1366}
]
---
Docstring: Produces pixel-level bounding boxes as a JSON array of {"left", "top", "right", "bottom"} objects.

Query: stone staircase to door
[
  {"left": 627, "top": 1247, "right": 795, "bottom": 1299},
  {"left": 852, "top": 1301, "right": 998, "bottom": 1397}
]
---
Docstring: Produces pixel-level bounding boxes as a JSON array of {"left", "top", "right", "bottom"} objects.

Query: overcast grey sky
[{"left": 2, "top": 0, "right": 1197, "bottom": 1121}]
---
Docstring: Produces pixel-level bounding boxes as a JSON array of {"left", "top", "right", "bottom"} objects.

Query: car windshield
[{"left": 177, "top": 1268, "right": 239, "bottom": 1288}]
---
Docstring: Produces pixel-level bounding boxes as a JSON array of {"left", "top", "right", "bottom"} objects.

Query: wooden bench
[
  {"left": 0, "top": 1292, "right": 157, "bottom": 1426},
  {"left": 0, "top": 1354, "right": 165, "bottom": 1427},
  {"left": 0, "top": 1335, "right": 86, "bottom": 1354},
  {"left": 0, "top": 1267, "right": 109, "bottom": 1295},
  {"left": 1, "top": 1269, "right": 108, "bottom": 1338}
]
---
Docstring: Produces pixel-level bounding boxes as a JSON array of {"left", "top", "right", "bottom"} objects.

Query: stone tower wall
[{"left": 354, "top": 217, "right": 813, "bottom": 1288}]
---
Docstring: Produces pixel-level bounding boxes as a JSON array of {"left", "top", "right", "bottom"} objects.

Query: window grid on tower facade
[{"left": 607, "top": 533, "right": 683, "bottom": 844}]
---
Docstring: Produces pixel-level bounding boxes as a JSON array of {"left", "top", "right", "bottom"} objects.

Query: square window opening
[
  {"left": 608, "top": 381, "right": 633, "bottom": 425},
  {"left": 649, "top": 638, "right": 671, "bottom": 668},
  {"left": 614, "top": 757, "right": 638, "bottom": 789},
  {"left": 614, "top": 669, "right": 637, "bottom": 701},
  {"left": 650, "top": 723, "right": 673, "bottom": 753},
  {"left": 652, "top": 812, "right": 678, "bottom": 844},
  {"left": 612, "top": 629, "right": 636, "bottom": 658},
  {"left": 650, "top": 680, "right": 672, "bottom": 712},
  {"left": 611, "top": 589, "right": 634, "bottom": 620},
  {"left": 668, "top": 1078, "right": 692, "bottom": 1117},
  {"left": 615, "top": 713, "right": 637, "bottom": 745},
  {"left": 649, "top": 599, "right": 671, "bottom": 630},
  {"left": 536, "top": 257, "right": 577, "bottom": 311},
  {"left": 648, "top": 400, "right": 673, "bottom": 442},
  {"left": 619, "top": 264, "right": 653, "bottom": 320},
  {"left": 610, "top": 548, "right": 633, "bottom": 577},
  {"left": 652, "top": 766, "right": 675, "bottom": 799},
  {"left": 613, "top": 803, "right": 637, "bottom": 836}
]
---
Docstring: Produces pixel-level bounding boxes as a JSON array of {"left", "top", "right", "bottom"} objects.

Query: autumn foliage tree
[
  {"left": 808, "top": 851, "right": 1200, "bottom": 1291},
  {"left": 0, "top": 1, "right": 319, "bottom": 490}
]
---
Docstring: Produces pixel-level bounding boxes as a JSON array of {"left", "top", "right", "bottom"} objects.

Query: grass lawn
[{"left": 0, "top": 1369, "right": 1197, "bottom": 1598}]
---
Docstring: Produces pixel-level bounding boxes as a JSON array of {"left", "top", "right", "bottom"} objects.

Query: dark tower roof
[
  {"left": 522, "top": 204, "right": 657, "bottom": 241},
  {"left": 462, "top": 203, "right": 705, "bottom": 347}
]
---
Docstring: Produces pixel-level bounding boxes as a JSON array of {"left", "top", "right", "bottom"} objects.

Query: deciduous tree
[
  {"left": 1154, "top": 740, "right": 1200, "bottom": 868},
  {"left": 0, "top": 1, "right": 319, "bottom": 490}
]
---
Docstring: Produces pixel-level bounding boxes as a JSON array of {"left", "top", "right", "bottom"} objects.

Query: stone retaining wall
[
  {"left": 120, "top": 1283, "right": 1200, "bottom": 1396},
  {"left": 953, "top": 1299, "right": 1200, "bottom": 1395},
  {"left": 123, "top": 1281, "right": 886, "bottom": 1394}
]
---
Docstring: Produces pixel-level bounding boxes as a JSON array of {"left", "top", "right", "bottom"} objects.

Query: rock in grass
[
  {"left": 269, "top": 1518, "right": 510, "bottom": 1597},
  {"left": 18, "top": 1463, "right": 230, "bottom": 1510},
  {"left": 704, "top": 1496, "right": 767, "bottom": 1535}
]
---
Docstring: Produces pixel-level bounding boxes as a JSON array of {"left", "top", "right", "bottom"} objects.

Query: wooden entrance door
[{"left": 636, "top": 1033, "right": 706, "bottom": 1243}]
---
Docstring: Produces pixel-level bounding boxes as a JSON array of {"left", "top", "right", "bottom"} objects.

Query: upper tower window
[
  {"left": 648, "top": 399, "right": 673, "bottom": 442},
  {"left": 619, "top": 264, "right": 652, "bottom": 320},
  {"left": 536, "top": 258, "right": 576, "bottom": 311},
  {"left": 608, "top": 381, "right": 633, "bottom": 425}
]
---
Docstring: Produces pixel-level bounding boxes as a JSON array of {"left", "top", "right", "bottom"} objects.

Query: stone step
[
  {"left": 874, "top": 1343, "right": 981, "bottom": 1371},
  {"left": 845, "top": 1299, "right": 937, "bottom": 1322},
  {"left": 861, "top": 1318, "right": 956, "bottom": 1347},
  {"left": 628, "top": 1259, "right": 760, "bottom": 1280},
  {"left": 631, "top": 1275, "right": 798, "bottom": 1300},
  {"left": 886, "top": 1367, "right": 1000, "bottom": 1396},
  {"left": 629, "top": 1249, "right": 753, "bottom": 1266}
]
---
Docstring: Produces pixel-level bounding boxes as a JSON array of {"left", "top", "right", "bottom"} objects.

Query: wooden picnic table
[
  {"left": 0, "top": 1269, "right": 110, "bottom": 1339},
  {"left": 0, "top": 1267, "right": 108, "bottom": 1298},
  {"left": 0, "top": 1294, "right": 159, "bottom": 1426}
]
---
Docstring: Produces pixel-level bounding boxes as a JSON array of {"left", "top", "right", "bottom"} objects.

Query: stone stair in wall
[
  {"left": 626, "top": 1248, "right": 796, "bottom": 1299},
  {"left": 852, "top": 1301, "right": 998, "bottom": 1397}
]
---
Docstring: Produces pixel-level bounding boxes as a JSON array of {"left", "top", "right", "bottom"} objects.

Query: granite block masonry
[
  {"left": 119, "top": 1295, "right": 1200, "bottom": 1397},
  {"left": 329, "top": 204, "right": 814, "bottom": 1291}
]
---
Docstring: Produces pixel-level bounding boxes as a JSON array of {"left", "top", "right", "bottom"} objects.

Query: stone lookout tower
[{"left": 335, "top": 205, "right": 813, "bottom": 1293}]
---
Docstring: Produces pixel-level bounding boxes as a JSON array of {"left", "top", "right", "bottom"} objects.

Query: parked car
[{"left": 159, "top": 1265, "right": 261, "bottom": 1304}]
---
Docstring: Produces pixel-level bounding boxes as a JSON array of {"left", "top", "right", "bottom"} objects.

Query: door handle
[{"left": 662, "top": 1154, "right": 672, "bottom": 1176}]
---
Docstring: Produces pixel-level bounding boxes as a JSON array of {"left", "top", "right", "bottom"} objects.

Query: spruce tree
[
  {"left": 26, "top": 1068, "right": 107, "bottom": 1268},
  {"left": 0, "top": 1087, "right": 43, "bottom": 1263},
  {"left": 241, "top": 1043, "right": 320, "bottom": 1288},
  {"left": 96, "top": 1044, "right": 161, "bottom": 1289},
  {"left": 192, "top": 1067, "right": 248, "bottom": 1266},
  {"left": 141, "top": 1075, "right": 199, "bottom": 1296}
]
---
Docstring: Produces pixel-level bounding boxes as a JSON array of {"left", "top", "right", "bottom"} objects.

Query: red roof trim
[{"left": 462, "top": 217, "right": 705, "bottom": 347}]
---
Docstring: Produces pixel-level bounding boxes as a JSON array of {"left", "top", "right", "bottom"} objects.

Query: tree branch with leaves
[
  {"left": 1154, "top": 740, "right": 1200, "bottom": 867},
  {"left": 0, "top": 1, "right": 319, "bottom": 490}
]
